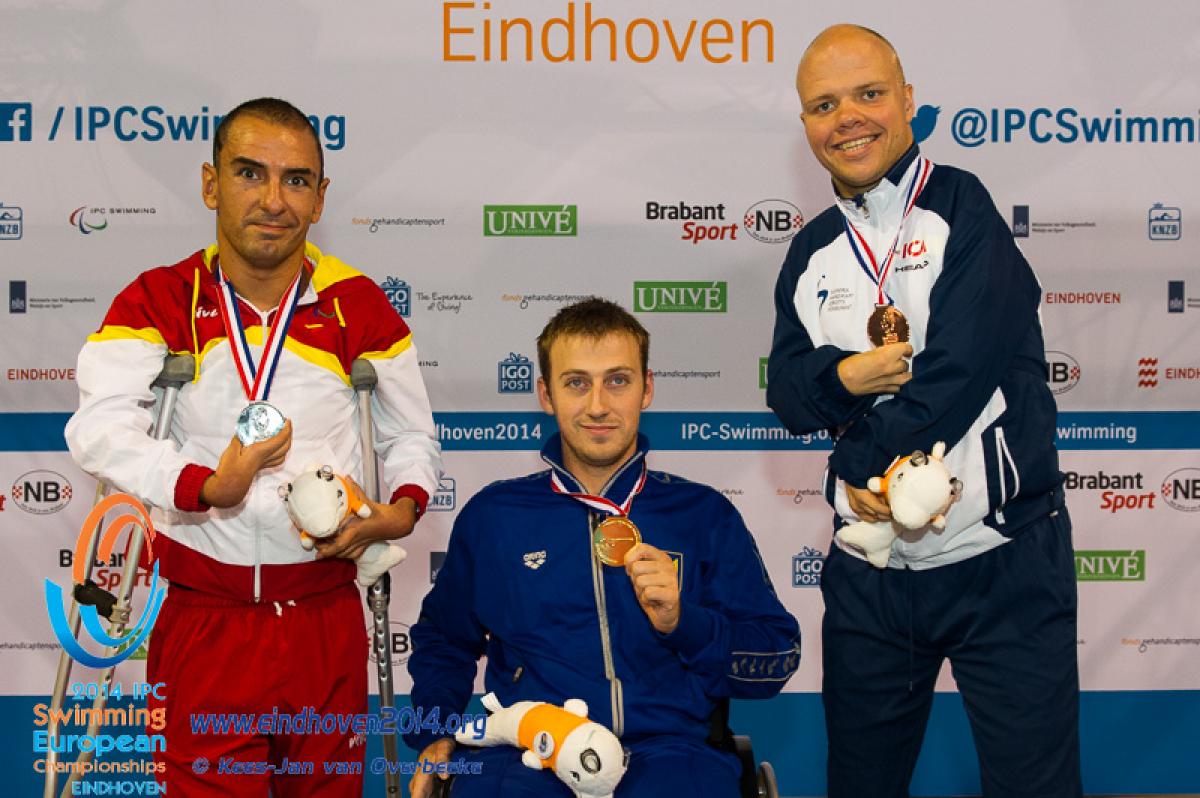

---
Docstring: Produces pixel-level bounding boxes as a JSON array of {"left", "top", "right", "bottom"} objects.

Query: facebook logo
[{"left": 0, "top": 103, "right": 32, "bottom": 142}]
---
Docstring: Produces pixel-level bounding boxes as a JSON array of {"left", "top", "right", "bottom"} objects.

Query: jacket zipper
[
  {"left": 588, "top": 511, "right": 624, "bottom": 736},
  {"left": 253, "top": 310, "right": 267, "bottom": 602}
]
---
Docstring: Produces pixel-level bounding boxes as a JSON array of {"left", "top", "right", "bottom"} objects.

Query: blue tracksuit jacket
[{"left": 404, "top": 434, "right": 801, "bottom": 753}]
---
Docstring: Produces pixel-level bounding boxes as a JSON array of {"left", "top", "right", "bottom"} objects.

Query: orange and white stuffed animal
[
  {"left": 280, "top": 465, "right": 407, "bottom": 586},
  {"left": 456, "top": 692, "right": 626, "bottom": 798},
  {"left": 836, "top": 441, "right": 963, "bottom": 568}
]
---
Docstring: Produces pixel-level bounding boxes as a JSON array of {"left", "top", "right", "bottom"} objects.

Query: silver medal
[{"left": 236, "top": 401, "right": 286, "bottom": 445}]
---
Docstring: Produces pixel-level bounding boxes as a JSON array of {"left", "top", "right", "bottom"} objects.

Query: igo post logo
[{"left": 45, "top": 493, "right": 165, "bottom": 668}]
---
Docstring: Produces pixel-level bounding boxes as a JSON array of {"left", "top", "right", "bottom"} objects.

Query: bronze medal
[
  {"left": 867, "top": 304, "right": 910, "bottom": 348},
  {"left": 592, "top": 516, "right": 642, "bottom": 567}
]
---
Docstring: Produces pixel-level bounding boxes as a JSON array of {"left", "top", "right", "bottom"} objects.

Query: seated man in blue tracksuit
[
  {"left": 406, "top": 298, "right": 801, "bottom": 797},
  {"left": 767, "top": 24, "right": 1080, "bottom": 798}
]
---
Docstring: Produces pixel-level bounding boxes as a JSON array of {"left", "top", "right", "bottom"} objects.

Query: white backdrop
[{"left": 2, "top": 1, "right": 1199, "bottom": 794}]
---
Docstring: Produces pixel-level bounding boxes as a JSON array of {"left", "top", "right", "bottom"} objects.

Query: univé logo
[
  {"left": 1045, "top": 351, "right": 1081, "bottom": 395},
  {"left": 45, "top": 493, "right": 165, "bottom": 668},
  {"left": 380, "top": 277, "right": 411, "bottom": 317},
  {"left": 484, "top": 205, "right": 577, "bottom": 237},
  {"left": 633, "top": 281, "right": 727, "bottom": 313},
  {"left": 1074, "top": 550, "right": 1145, "bottom": 581}
]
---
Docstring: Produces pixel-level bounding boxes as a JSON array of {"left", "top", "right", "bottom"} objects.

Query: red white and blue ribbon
[
  {"left": 213, "top": 258, "right": 305, "bottom": 402},
  {"left": 549, "top": 460, "right": 647, "bottom": 518},
  {"left": 841, "top": 156, "right": 932, "bottom": 307}
]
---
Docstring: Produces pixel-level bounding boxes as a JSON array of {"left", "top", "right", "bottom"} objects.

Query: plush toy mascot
[
  {"left": 836, "top": 442, "right": 963, "bottom": 568},
  {"left": 456, "top": 692, "right": 627, "bottom": 798},
  {"left": 280, "top": 465, "right": 407, "bottom": 586}
]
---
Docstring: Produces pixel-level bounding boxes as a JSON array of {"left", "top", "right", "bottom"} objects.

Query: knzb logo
[
  {"left": 430, "top": 476, "right": 456, "bottom": 512},
  {"left": 1148, "top": 203, "right": 1180, "bottom": 240},
  {"left": 498, "top": 353, "right": 534, "bottom": 393},
  {"left": 12, "top": 470, "right": 73, "bottom": 514},
  {"left": 1045, "top": 351, "right": 1081, "bottom": 395},
  {"left": 792, "top": 546, "right": 824, "bottom": 587},
  {"left": 380, "top": 277, "right": 411, "bottom": 317},
  {"left": 743, "top": 200, "right": 803, "bottom": 244},
  {"left": 1160, "top": 468, "right": 1200, "bottom": 512},
  {"left": 0, "top": 203, "right": 22, "bottom": 240}
]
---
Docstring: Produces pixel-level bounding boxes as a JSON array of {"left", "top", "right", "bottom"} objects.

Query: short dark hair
[
  {"left": 212, "top": 97, "right": 324, "bottom": 177},
  {"left": 537, "top": 297, "right": 650, "bottom": 382}
]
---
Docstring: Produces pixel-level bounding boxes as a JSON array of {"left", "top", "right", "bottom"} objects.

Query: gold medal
[
  {"left": 867, "top": 304, "right": 910, "bottom": 348},
  {"left": 592, "top": 516, "right": 642, "bottom": 567}
]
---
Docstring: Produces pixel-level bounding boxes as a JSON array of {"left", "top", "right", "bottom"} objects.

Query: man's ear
[
  {"left": 310, "top": 176, "right": 330, "bottom": 223},
  {"left": 201, "top": 162, "right": 218, "bottom": 211},
  {"left": 641, "top": 370, "right": 654, "bottom": 411},
  {"left": 536, "top": 377, "right": 554, "bottom": 414}
]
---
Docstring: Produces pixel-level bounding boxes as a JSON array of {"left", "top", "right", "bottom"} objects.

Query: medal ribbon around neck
[
  {"left": 841, "top": 157, "right": 932, "bottom": 307},
  {"left": 213, "top": 258, "right": 305, "bottom": 402},
  {"left": 549, "top": 460, "right": 648, "bottom": 519}
]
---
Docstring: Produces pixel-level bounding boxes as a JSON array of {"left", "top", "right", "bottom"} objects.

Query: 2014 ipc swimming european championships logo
[{"left": 44, "top": 493, "right": 166, "bottom": 668}]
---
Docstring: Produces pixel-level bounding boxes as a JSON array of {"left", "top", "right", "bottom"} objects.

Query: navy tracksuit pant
[{"left": 822, "top": 509, "right": 1082, "bottom": 798}]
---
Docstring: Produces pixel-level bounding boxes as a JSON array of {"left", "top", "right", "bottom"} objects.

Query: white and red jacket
[{"left": 66, "top": 242, "right": 442, "bottom": 602}]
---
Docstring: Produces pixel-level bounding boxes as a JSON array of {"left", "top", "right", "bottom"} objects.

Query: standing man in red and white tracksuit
[{"left": 66, "top": 97, "right": 442, "bottom": 796}]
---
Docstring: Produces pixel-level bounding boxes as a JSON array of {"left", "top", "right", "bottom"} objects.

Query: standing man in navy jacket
[
  {"left": 408, "top": 298, "right": 800, "bottom": 797},
  {"left": 767, "top": 25, "right": 1080, "bottom": 798}
]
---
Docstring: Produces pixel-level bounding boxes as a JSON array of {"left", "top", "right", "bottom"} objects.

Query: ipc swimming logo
[{"left": 45, "top": 493, "right": 166, "bottom": 668}]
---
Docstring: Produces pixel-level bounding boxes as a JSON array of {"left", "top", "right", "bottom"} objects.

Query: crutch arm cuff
[
  {"left": 175, "top": 464, "right": 215, "bottom": 512},
  {"left": 390, "top": 484, "right": 430, "bottom": 517}
]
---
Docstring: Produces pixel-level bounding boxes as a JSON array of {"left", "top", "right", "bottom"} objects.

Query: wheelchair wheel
[{"left": 756, "top": 761, "right": 779, "bottom": 798}]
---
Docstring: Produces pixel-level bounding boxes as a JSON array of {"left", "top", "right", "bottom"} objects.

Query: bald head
[
  {"left": 794, "top": 24, "right": 915, "bottom": 198},
  {"left": 799, "top": 24, "right": 905, "bottom": 91}
]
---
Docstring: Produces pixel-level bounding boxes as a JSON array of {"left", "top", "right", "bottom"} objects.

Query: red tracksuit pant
[{"left": 146, "top": 581, "right": 368, "bottom": 796}]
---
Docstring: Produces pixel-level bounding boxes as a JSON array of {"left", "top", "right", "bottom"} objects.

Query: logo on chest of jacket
[
  {"left": 893, "top": 239, "right": 930, "bottom": 272},
  {"left": 523, "top": 550, "right": 547, "bottom": 569}
]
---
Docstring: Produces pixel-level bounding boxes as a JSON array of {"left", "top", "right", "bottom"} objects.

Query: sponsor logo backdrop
[{"left": 2, "top": 1, "right": 1198, "bottom": 794}]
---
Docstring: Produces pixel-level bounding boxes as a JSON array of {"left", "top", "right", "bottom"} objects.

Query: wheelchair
[{"left": 431, "top": 698, "right": 779, "bottom": 798}]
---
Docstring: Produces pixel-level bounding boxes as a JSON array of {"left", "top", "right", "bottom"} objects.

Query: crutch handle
[
  {"left": 350, "top": 358, "right": 378, "bottom": 391},
  {"left": 152, "top": 353, "right": 196, "bottom": 389}
]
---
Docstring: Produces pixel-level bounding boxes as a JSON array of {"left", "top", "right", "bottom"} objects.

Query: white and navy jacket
[
  {"left": 767, "top": 145, "right": 1064, "bottom": 569},
  {"left": 405, "top": 434, "right": 801, "bottom": 753}
]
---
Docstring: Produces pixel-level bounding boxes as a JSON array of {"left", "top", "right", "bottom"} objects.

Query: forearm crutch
[
  {"left": 44, "top": 354, "right": 195, "bottom": 798},
  {"left": 351, "top": 359, "right": 402, "bottom": 796}
]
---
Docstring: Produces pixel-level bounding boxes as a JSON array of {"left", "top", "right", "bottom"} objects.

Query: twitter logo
[{"left": 911, "top": 105, "right": 940, "bottom": 143}]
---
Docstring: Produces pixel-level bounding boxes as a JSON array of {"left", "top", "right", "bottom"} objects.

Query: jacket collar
[
  {"left": 540, "top": 432, "right": 650, "bottom": 501},
  {"left": 199, "top": 242, "right": 321, "bottom": 308},
  {"left": 835, "top": 143, "right": 921, "bottom": 223}
]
